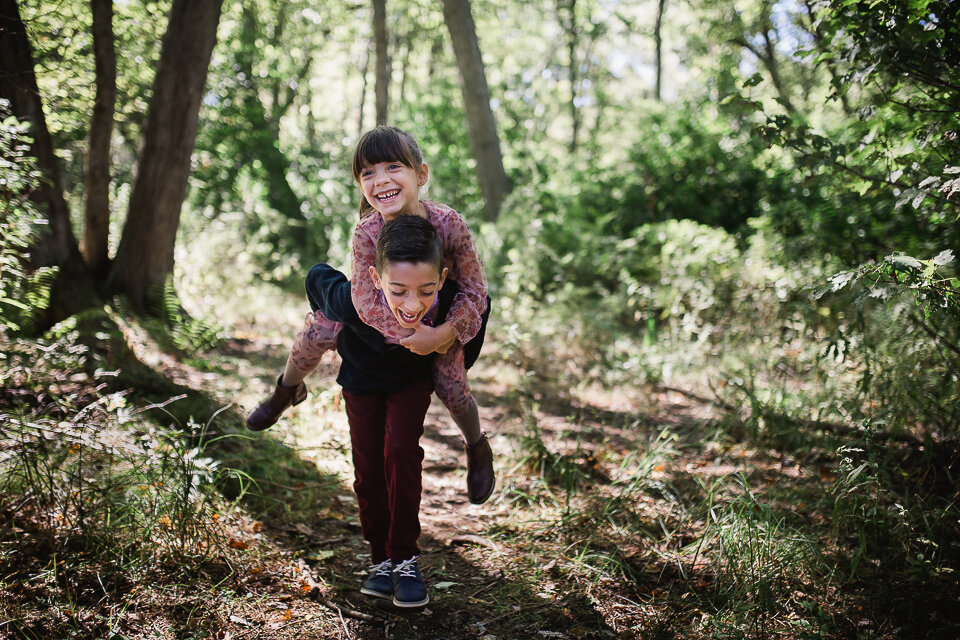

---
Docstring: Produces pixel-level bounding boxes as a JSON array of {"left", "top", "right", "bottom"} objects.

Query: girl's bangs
[{"left": 352, "top": 129, "right": 420, "bottom": 178}]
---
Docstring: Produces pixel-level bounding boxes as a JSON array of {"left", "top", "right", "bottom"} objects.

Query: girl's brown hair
[{"left": 352, "top": 126, "right": 423, "bottom": 218}]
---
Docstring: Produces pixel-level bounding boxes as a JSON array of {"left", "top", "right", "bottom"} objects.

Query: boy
[{"left": 306, "top": 215, "right": 485, "bottom": 608}]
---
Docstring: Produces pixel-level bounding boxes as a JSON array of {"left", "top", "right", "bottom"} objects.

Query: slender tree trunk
[
  {"left": 801, "top": 0, "right": 852, "bottom": 114},
  {"left": 0, "top": 0, "right": 98, "bottom": 324},
  {"left": 373, "top": 0, "right": 389, "bottom": 125},
  {"left": 654, "top": 0, "right": 666, "bottom": 101},
  {"left": 399, "top": 31, "right": 412, "bottom": 106},
  {"left": 306, "top": 82, "right": 318, "bottom": 149},
  {"left": 759, "top": 30, "right": 795, "bottom": 114},
  {"left": 81, "top": 0, "right": 117, "bottom": 277},
  {"left": 110, "top": 0, "right": 223, "bottom": 308},
  {"left": 441, "top": 0, "right": 511, "bottom": 221},
  {"left": 0, "top": 0, "right": 79, "bottom": 270},
  {"left": 428, "top": 36, "right": 443, "bottom": 81},
  {"left": 557, "top": 0, "right": 580, "bottom": 151},
  {"left": 234, "top": 5, "right": 307, "bottom": 235},
  {"left": 734, "top": 32, "right": 797, "bottom": 115},
  {"left": 358, "top": 39, "right": 371, "bottom": 135},
  {"left": 747, "top": 0, "right": 796, "bottom": 115}
]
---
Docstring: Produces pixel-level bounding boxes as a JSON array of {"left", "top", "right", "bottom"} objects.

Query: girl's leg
[
  {"left": 282, "top": 310, "right": 341, "bottom": 385},
  {"left": 433, "top": 345, "right": 481, "bottom": 442},
  {"left": 433, "top": 347, "right": 495, "bottom": 504},
  {"left": 246, "top": 311, "right": 340, "bottom": 430}
]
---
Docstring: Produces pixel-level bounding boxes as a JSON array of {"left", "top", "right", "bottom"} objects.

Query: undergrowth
[{"left": 482, "top": 202, "right": 960, "bottom": 638}]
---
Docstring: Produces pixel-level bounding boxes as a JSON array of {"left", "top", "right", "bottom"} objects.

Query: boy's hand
[{"left": 399, "top": 323, "right": 456, "bottom": 355}]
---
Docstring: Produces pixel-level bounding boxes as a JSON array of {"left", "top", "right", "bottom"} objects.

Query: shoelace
[
  {"left": 393, "top": 556, "right": 420, "bottom": 578},
  {"left": 370, "top": 559, "right": 393, "bottom": 577}
]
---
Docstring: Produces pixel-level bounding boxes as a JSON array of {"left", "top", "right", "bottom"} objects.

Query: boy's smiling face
[{"left": 369, "top": 261, "right": 448, "bottom": 329}]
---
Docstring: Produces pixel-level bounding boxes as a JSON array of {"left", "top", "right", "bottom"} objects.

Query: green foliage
[
  {"left": 588, "top": 107, "right": 773, "bottom": 235},
  {"left": 0, "top": 345, "right": 239, "bottom": 566},
  {"left": 748, "top": 0, "right": 960, "bottom": 263},
  {"left": 0, "top": 105, "right": 56, "bottom": 334},
  {"left": 145, "top": 274, "right": 225, "bottom": 353},
  {"left": 23, "top": 0, "right": 169, "bottom": 202},
  {"left": 817, "top": 249, "right": 959, "bottom": 322},
  {"left": 830, "top": 430, "right": 960, "bottom": 585},
  {"left": 697, "top": 475, "right": 821, "bottom": 635}
]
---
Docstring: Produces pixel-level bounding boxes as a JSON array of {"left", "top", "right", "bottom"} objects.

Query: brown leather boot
[
  {"left": 464, "top": 433, "right": 495, "bottom": 504},
  {"left": 246, "top": 375, "right": 308, "bottom": 431}
]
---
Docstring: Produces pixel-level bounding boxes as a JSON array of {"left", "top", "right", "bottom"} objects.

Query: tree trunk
[
  {"left": 0, "top": 0, "right": 80, "bottom": 270},
  {"left": 358, "top": 38, "right": 371, "bottom": 135},
  {"left": 0, "top": 0, "right": 98, "bottom": 325},
  {"left": 81, "top": 0, "right": 117, "bottom": 277},
  {"left": 235, "top": 5, "right": 308, "bottom": 236},
  {"left": 800, "top": 0, "right": 852, "bottom": 115},
  {"left": 441, "top": 0, "right": 511, "bottom": 221},
  {"left": 557, "top": 0, "right": 580, "bottom": 151},
  {"left": 751, "top": 0, "right": 796, "bottom": 115},
  {"left": 399, "top": 31, "right": 412, "bottom": 106},
  {"left": 759, "top": 29, "right": 796, "bottom": 115},
  {"left": 110, "top": 0, "right": 223, "bottom": 309},
  {"left": 373, "top": 0, "right": 389, "bottom": 125},
  {"left": 654, "top": 0, "right": 666, "bottom": 101}
]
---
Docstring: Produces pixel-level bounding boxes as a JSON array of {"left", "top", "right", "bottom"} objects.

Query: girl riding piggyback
[{"left": 246, "top": 126, "right": 495, "bottom": 505}]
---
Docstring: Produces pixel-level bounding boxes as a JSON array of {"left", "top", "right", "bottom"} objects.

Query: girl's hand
[
  {"left": 399, "top": 323, "right": 456, "bottom": 355},
  {"left": 435, "top": 335, "right": 456, "bottom": 355}
]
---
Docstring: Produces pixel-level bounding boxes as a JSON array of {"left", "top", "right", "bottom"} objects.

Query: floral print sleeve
[
  {"left": 427, "top": 201, "right": 488, "bottom": 344},
  {"left": 350, "top": 215, "right": 410, "bottom": 342}
]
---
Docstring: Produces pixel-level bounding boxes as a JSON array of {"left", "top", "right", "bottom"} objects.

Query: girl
[{"left": 246, "top": 126, "right": 495, "bottom": 505}]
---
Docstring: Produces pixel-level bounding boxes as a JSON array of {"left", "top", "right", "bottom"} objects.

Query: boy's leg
[
  {"left": 382, "top": 379, "right": 433, "bottom": 608},
  {"left": 434, "top": 347, "right": 495, "bottom": 504},
  {"left": 343, "top": 390, "right": 390, "bottom": 564},
  {"left": 382, "top": 380, "right": 433, "bottom": 562}
]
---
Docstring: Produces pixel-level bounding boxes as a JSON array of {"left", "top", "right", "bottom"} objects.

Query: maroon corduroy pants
[{"left": 343, "top": 380, "right": 433, "bottom": 563}]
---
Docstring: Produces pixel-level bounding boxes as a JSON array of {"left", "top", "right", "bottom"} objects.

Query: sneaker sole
[
  {"left": 392, "top": 594, "right": 429, "bottom": 608},
  {"left": 360, "top": 587, "right": 393, "bottom": 600}
]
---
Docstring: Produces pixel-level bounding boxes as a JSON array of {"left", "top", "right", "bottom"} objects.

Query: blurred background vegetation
[{"left": 2, "top": 0, "right": 959, "bottom": 637}]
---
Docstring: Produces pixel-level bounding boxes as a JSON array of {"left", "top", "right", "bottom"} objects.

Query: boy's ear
[
  {"left": 437, "top": 266, "right": 448, "bottom": 289},
  {"left": 368, "top": 265, "right": 382, "bottom": 290}
]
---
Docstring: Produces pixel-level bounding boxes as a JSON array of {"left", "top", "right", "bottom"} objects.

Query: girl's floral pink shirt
[{"left": 350, "top": 200, "right": 488, "bottom": 344}]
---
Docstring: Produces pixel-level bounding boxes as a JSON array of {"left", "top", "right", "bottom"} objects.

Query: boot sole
[
  {"left": 469, "top": 479, "right": 496, "bottom": 504},
  {"left": 392, "top": 594, "right": 429, "bottom": 608},
  {"left": 245, "top": 382, "right": 308, "bottom": 431}
]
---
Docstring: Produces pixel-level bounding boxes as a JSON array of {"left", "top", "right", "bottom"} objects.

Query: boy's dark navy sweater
[{"left": 305, "top": 263, "right": 488, "bottom": 395}]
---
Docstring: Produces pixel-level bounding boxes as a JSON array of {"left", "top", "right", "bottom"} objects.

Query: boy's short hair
[{"left": 375, "top": 215, "right": 443, "bottom": 274}]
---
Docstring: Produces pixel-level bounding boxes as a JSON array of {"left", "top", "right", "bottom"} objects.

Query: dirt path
[{"left": 209, "top": 324, "right": 724, "bottom": 640}]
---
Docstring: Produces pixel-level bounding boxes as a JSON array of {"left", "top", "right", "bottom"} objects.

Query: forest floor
[
  {"left": 3, "top": 289, "right": 959, "bottom": 640},
  {"left": 126, "top": 332, "right": 755, "bottom": 640}
]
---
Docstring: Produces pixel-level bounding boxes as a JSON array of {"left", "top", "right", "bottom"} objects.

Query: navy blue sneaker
[
  {"left": 360, "top": 559, "right": 394, "bottom": 599},
  {"left": 392, "top": 556, "right": 429, "bottom": 607}
]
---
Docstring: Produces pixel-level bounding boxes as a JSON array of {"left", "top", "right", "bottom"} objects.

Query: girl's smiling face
[
  {"left": 359, "top": 160, "right": 428, "bottom": 220},
  {"left": 368, "top": 261, "right": 447, "bottom": 328}
]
